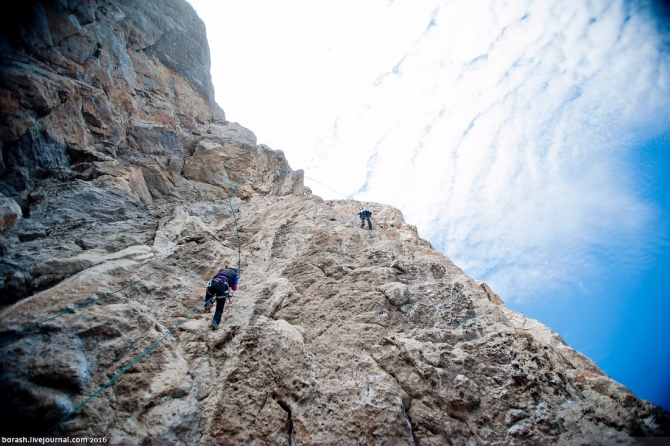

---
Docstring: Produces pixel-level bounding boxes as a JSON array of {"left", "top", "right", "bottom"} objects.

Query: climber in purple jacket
[{"left": 204, "top": 265, "right": 239, "bottom": 330}]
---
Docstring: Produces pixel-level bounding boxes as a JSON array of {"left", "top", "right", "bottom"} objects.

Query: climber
[
  {"left": 204, "top": 265, "right": 239, "bottom": 330},
  {"left": 359, "top": 208, "right": 372, "bottom": 230}
]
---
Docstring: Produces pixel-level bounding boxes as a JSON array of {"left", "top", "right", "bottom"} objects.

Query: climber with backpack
[
  {"left": 204, "top": 265, "right": 239, "bottom": 330},
  {"left": 359, "top": 208, "right": 372, "bottom": 230}
]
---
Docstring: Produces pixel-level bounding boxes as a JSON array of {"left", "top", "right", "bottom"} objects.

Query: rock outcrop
[
  {"left": 0, "top": 0, "right": 301, "bottom": 305},
  {"left": 0, "top": 1, "right": 668, "bottom": 444}
]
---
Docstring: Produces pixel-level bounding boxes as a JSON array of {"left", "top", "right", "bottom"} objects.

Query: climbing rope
[
  {"left": 301, "top": 175, "right": 381, "bottom": 228},
  {"left": 43, "top": 296, "right": 216, "bottom": 437},
  {"left": 302, "top": 176, "right": 364, "bottom": 210},
  {"left": 38, "top": 170, "right": 295, "bottom": 435},
  {"left": 40, "top": 170, "right": 300, "bottom": 436},
  {"left": 0, "top": 229, "right": 223, "bottom": 342},
  {"left": 226, "top": 170, "right": 295, "bottom": 275}
]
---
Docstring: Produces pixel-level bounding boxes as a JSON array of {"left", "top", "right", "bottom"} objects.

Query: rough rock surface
[{"left": 0, "top": 1, "right": 669, "bottom": 444}]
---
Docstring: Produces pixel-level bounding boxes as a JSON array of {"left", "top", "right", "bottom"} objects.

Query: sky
[{"left": 186, "top": 0, "right": 670, "bottom": 410}]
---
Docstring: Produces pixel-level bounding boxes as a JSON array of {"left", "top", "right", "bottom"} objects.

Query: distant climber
[
  {"left": 359, "top": 209, "right": 372, "bottom": 229},
  {"left": 204, "top": 265, "right": 239, "bottom": 330}
]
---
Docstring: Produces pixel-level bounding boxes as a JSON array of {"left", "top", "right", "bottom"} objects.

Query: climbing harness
[{"left": 206, "top": 279, "right": 230, "bottom": 300}]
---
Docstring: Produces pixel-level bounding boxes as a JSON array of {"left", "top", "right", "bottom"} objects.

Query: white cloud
[{"left": 188, "top": 0, "right": 670, "bottom": 302}]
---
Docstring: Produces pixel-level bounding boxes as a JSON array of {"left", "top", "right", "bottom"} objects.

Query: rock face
[
  {"left": 0, "top": 0, "right": 300, "bottom": 305},
  {"left": 0, "top": 0, "right": 668, "bottom": 444}
]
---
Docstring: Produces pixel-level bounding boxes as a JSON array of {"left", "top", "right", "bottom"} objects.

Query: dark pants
[
  {"left": 361, "top": 216, "right": 372, "bottom": 229},
  {"left": 206, "top": 281, "right": 229, "bottom": 326}
]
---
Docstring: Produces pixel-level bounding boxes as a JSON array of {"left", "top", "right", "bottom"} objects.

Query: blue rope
[
  {"left": 41, "top": 171, "right": 303, "bottom": 436},
  {"left": 43, "top": 296, "right": 216, "bottom": 436},
  {"left": 40, "top": 170, "right": 303, "bottom": 436}
]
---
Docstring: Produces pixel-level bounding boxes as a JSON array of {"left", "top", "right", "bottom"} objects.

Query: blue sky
[
  {"left": 187, "top": 0, "right": 670, "bottom": 410},
  {"left": 516, "top": 134, "right": 670, "bottom": 409}
]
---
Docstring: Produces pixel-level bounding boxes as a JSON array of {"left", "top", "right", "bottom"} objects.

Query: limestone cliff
[{"left": 0, "top": 1, "right": 668, "bottom": 444}]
